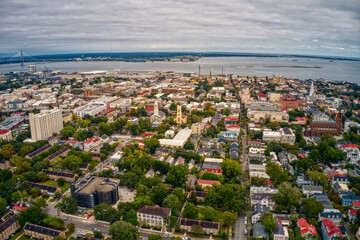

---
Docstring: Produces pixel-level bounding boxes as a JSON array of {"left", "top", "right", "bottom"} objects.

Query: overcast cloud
[{"left": 0, "top": 0, "right": 359, "bottom": 57}]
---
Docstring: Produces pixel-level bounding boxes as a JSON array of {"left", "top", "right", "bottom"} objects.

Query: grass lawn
[
  {"left": 9, "top": 229, "right": 24, "bottom": 240},
  {"left": 43, "top": 180, "right": 70, "bottom": 193}
]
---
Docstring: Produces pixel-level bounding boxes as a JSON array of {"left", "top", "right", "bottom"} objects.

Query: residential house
[
  {"left": 348, "top": 209, "right": 358, "bottom": 223},
  {"left": 252, "top": 222, "right": 269, "bottom": 239},
  {"left": 297, "top": 218, "right": 317, "bottom": 239},
  {"left": 302, "top": 185, "right": 323, "bottom": 196},
  {"left": 340, "top": 191, "right": 360, "bottom": 206},
  {"left": 338, "top": 144, "right": 360, "bottom": 165},
  {"left": 252, "top": 203, "right": 269, "bottom": 224},
  {"left": 179, "top": 218, "right": 220, "bottom": 235},
  {"left": 249, "top": 164, "right": 270, "bottom": 179},
  {"left": 331, "top": 176, "right": 350, "bottom": 187},
  {"left": 296, "top": 175, "right": 315, "bottom": 187},
  {"left": 319, "top": 210, "right": 342, "bottom": 225},
  {"left": 251, "top": 193, "right": 275, "bottom": 210},
  {"left": 321, "top": 219, "right": 343, "bottom": 240},
  {"left": 273, "top": 218, "right": 289, "bottom": 240}
]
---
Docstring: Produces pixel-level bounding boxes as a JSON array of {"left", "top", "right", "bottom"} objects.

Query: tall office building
[
  {"left": 28, "top": 65, "right": 36, "bottom": 74},
  {"left": 29, "top": 108, "right": 63, "bottom": 141}
]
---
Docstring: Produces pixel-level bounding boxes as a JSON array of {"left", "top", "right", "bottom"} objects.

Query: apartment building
[
  {"left": 263, "top": 128, "right": 295, "bottom": 145},
  {"left": 137, "top": 205, "right": 171, "bottom": 229},
  {"left": 180, "top": 218, "right": 220, "bottom": 235},
  {"left": 29, "top": 108, "right": 63, "bottom": 141},
  {"left": 0, "top": 215, "right": 20, "bottom": 240},
  {"left": 42, "top": 169, "right": 77, "bottom": 182},
  {"left": 191, "top": 122, "right": 205, "bottom": 135},
  {"left": 24, "top": 223, "right": 66, "bottom": 240}
]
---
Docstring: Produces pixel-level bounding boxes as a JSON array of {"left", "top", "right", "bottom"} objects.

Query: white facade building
[{"left": 29, "top": 108, "right": 63, "bottom": 141}]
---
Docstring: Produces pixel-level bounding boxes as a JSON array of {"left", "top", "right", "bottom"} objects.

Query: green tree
[
  {"left": 162, "top": 194, "right": 182, "bottom": 211},
  {"left": 60, "top": 126, "right": 75, "bottom": 138},
  {"left": 183, "top": 203, "right": 197, "bottom": 219},
  {"left": 57, "top": 178, "right": 66, "bottom": 187},
  {"left": 18, "top": 206, "right": 48, "bottom": 226},
  {"left": 261, "top": 212, "right": 277, "bottom": 232},
  {"left": 19, "top": 146, "right": 35, "bottom": 157},
  {"left": 306, "top": 171, "right": 328, "bottom": 186},
  {"left": 29, "top": 187, "right": 41, "bottom": 198},
  {"left": 148, "top": 235, "right": 163, "bottom": 240},
  {"left": 143, "top": 137, "right": 160, "bottom": 154},
  {"left": 0, "top": 144, "right": 14, "bottom": 159},
  {"left": 99, "top": 122, "right": 113, "bottom": 135},
  {"left": 152, "top": 184, "right": 168, "bottom": 205},
  {"left": 37, "top": 172, "right": 48, "bottom": 182},
  {"left": 273, "top": 182, "right": 302, "bottom": 212},
  {"left": 109, "top": 221, "right": 138, "bottom": 240},
  {"left": 191, "top": 225, "right": 204, "bottom": 234},
  {"left": 221, "top": 159, "right": 242, "bottom": 179},
  {"left": 67, "top": 222, "right": 75, "bottom": 232},
  {"left": 94, "top": 203, "right": 118, "bottom": 223},
  {"left": 184, "top": 140, "right": 195, "bottom": 150},
  {"left": 223, "top": 109, "right": 231, "bottom": 116},
  {"left": 56, "top": 196, "right": 78, "bottom": 214},
  {"left": 166, "top": 165, "right": 188, "bottom": 188},
  {"left": 124, "top": 209, "right": 138, "bottom": 226},
  {"left": 93, "top": 231, "right": 104, "bottom": 239},
  {"left": 222, "top": 211, "right": 237, "bottom": 225},
  {"left": 0, "top": 197, "right": 7, "bottom": 214},
  {"left": 302, "top": 198, "right": 324, "bottom": 218}
]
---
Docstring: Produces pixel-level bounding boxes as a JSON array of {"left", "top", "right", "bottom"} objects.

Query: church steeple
[{"left": 154, "top": 101, "right": 159, "bottom": 116}]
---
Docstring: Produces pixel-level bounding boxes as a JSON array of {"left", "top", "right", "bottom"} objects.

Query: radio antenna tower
[
  {"left": 198, "top": 65, "right": 201, "bottom": 78},
  {"left": 20, "top": 50, "right": 24, "bottom": 67}
]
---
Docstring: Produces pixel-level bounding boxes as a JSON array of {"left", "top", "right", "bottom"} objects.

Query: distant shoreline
[{"left": 0, "top": 52, "right": 359, "bottom": 65}]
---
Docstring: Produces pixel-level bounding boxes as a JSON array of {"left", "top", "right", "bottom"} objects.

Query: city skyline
[{"left": 0, "top": 0, "right": 359, "bottom": 58}]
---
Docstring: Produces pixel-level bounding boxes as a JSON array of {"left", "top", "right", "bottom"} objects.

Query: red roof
[
  {"left": 226, "top": 125, "right": 240, "bottom": 128},
  {"left": 142, "top": 132, "right": 154, "bottom": 136},
  {"left": 349, "top": 209, "right": 358, "bottom": 215},
  {"left": 353, "top": 201, "right": 360, "bottom": 207},
  {"left": 13, "top": 206, "right": 27, "bottom": 211},
  {"left": 0, "top": 129, "right": 10, "bottom": 135},
  {"left": 298, "top": 153, "right": 305, "bottom": 158},
  {"left": 297, "top": 117, "right": 307, "bottom": 121},
  {"left": 265, "top": 180, "right": 274, "bottom": 185},
  {"left": 226, "top": 117, "right": 238, "bottom": 121},
  {"left": 327, "top": 174, "right": 347, "bottom": 179},
  {"left": 258, "top": 93, "right": 267, "bottom": 98},
  {"left": 322, "top": 219, "right": 343, "bottom": 238},
  {"left": 339, "top": 144, "right": 358, "bottom": 149},
  {"left": 297, "top": 218, "right": 317, "bottom": 236},
  {"left": 197, "top": 179, "right": 221, "bottom": 185},
  {"left": 206, "top": 168, "right": 223, "bottom": 174},
  {"left": 100, "top": 108, "right": 114, "bottom": 115}
]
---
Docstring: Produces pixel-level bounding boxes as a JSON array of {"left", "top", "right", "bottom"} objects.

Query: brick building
[
  {"left": 0, "top": 215, "right": 20, "bottom": 240},
  {"left": 304, "top": 112, "right": 342, "bottom": 137},
  {"left": 24, "top": 223, "right": 66, "bottom": 240}
]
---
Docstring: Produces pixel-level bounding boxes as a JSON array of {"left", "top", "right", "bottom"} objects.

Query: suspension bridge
[{"left": 0, "top": 50, "right": 38, "bottom": 65}]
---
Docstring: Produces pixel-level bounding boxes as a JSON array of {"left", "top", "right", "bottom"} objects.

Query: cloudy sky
[{"left": 0, "top": 0, "right": 359, "bottom": 57}]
